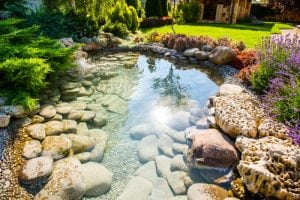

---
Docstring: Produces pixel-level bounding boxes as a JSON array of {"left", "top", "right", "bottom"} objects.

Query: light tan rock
[
  {"left": 235, "top": 136, "right": 300, "bottom": 200},
  {"left": 26, "top": 124, "right": 46, "bottom": 140},
  {"left": 39, "top": 104, "right": 56, "bottom": 119},
  {"left": 187, "top": 183, "right": 228, "bottom": 200},
  {"left": 42, "top": 136, "right": 72, "bottom": 160},
  {"left": 22, "top": 140, "right": 42, "bottom": 159},
  {"left": 209, "top": 46, "right": 236, "bottom": 65},
  {"left": 44, "top": 121, "right": 64, "bottom": 136}
]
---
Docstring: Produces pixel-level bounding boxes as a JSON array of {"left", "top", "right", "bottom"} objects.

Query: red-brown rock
[{"left": 188, "top": 129, "right": 239, "bottom": 168}]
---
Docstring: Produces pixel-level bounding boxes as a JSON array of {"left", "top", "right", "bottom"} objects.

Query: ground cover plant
[
  {"left": 142, "top": 22, "right": 293, "bottom": 48},
  {"left": 0, "top": 18, "right": 76, "bottom": 110},
  {"left": 250, "top": 34, "right": 300, "bottom": 144}
]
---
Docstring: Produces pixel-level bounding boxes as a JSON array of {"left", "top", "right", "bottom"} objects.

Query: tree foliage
[{"left": 145, "top": 0, "right": 168, "bottom": 18}]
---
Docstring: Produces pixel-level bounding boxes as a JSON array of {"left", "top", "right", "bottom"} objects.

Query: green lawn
[{"left": 141, "top": 22, "right": 293, "bottom": 48}]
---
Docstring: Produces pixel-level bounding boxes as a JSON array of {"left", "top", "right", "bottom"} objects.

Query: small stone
[
  {"left": 201, "top": 45, "right": 213, "bottom": 52},
  {"left": 82, "top": 80, "right": 93, "bottom": 87},
  {"left": 66, "top": 134, "right": 95, "bottom": 154},
  {"left": 93, "top": 112, "right": 108, "bottom": 127},
  {"left": 31, "top": 115, "right": 45, "bottom": 124},
  {"left": 56, "top": 102, "right": 73, "bottom": 115},
  {"left": 26, "top": 124, "right": 46, "bottom": 140},
  {"left": 44, "top": 121, "right": 64, "bottom": 136},
  {"left": 135, "top": 161, "right": 158, "bottom": 184},
  {"left": 39, "top": 104, "right": 56, "bottom": 119},
  {"left": 194, "top": 51, "right": 209, "bottom": 61},
  {"left": 158, "top": 134, "right": 174, "bottom": 158},
  {"left": 22, "top": 140, "right": 42, "bottom": 159},
  {"left": 62, "top": 119, "right": 77, "bottom": 133},
  {"left": 70, "top": 101, "right": 87, "bottom": 110},
  {"left": 167, "top": 171, "right": 187, "bottom": 195},
  {"left": 0, "top": 114, "right": 10, "bottom": 128},
  {"left": 81, "top": 111, "right": 96, "bottom": 122},
  {"left": 155, "top": 155, "right": 172, "bottom": 179},
  {"left": 173, "top": 143, "right": 188, "bottom": 154},
  {"left": 42, "top": 136, "right": 72, "bottom": 160},
  {"left": 149, "top": 178, "right": 174, "bottom": 200},
  {"left": 19, "top": 156, "right": 53, "bottom": 183},
  {"left": 183, "top": 48, "right": 199, "bottom": 57},
  {"left": 68, "top": 110, "right": 84, "bottom": 120}
]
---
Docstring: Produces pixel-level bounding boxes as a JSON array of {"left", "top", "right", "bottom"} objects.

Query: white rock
[
  {"left": 22, "top": 140, "right": 42, "bottom": 159},
  {"left": 80, "top": 111, "right": 96, "bottom": 122},
  {"left": 155, "top": 155, "right": 172, "bottom": 179},
  {"left": 158, "top": 134, "right": 174, "bottom": 158},
  {"left": 218, "top": 84, "right": 244, "bottom": 96},
  {"left": 134, "top": 161, "right": 158, "bottom": 184},
  {"left": 81, "top": 162, "right": 113, "bottom": 196},
  {"left": 129, "top": 123, "right": 163, "bottom": 140},
  {"left": 117, "top": 176, "right": 153, "bottom": 200},
  {"left": 171, "top": 155, "right": 188, "bottom": 172},
  {"left": 167, "top": 171, "right": 188, "bottom": 195},
  {"left": 137, "top": 135, "right": 159, "bottom": 163},
  {"left": 149, "top": 178, "right": 174, "bottom": 200},
  {"left": 172, "top": 143, "right": 188, "bottom": 154}
]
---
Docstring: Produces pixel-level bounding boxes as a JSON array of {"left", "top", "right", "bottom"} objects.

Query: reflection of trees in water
[{"left": 152, "top": 65, "right": 191, "bottom": 105}]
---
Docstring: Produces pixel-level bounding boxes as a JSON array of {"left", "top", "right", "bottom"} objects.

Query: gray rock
[
  {"left": 149, "top": 178, "right": 174, "bottom": 200},
  {"left": 26, "top": 124, "right": 46, "bottom": 140},
  {"left": 34, "top": 157, "right": 85, "bottom": 200},
  {"left": 93, "top": 112, "right": 108, "bottom": 127},
  {"left": 187, "top": 183, "right": 228, "bottom": 200},
  {"left": 82, "top": 80, "right": 93, "bottom": 87},
  {"left": 171, "top": 155, "right": 188, "bottom": 172},
  {"left": 135, "top": 161, "right": 158, "bottom": 184},
  {"left": 209, "top": 46, "right": 236, "bottom": 65},
  {"left": 196, "top": 117, "right": 209, "bottom": 129},
  {"left": 60, "top": 38, "right": 74, "bottom": 47},
  {"left": 158, "top": 134, "right": 174, "bottom": 158},
  {"left": 201, "top": 45, "right": 213, "bottom": 52},
  {"left": 117, "top": 176, "right": 153, "bottom": 200},
  {"left": 62, "top": 119, "right": 77, "bottom": 133},
  {"left": 183, "top": 48, "right": 199, "bottom": 57},
  {"left": 172, "top": 143, "right": 188, "bottom": 154},
  {"left": 155, "top": 155, "right": 172, "bottom": 179},
  {"left": 81, "top": 162, "right": 113, "bottom": 196},
  {"left": 194, "top": 51, "right": 209, "bottom": 61},
  {"left": 88, "top": 129, "right": 108, "bottom": 162},
  {"left": 42, "top": 136, "right": 72, "bottom": 160},
  {"left": 39, "top": 104, "right": 56, "bottom": 119},
  {"left": 137, "top": 135, "right": 159, "bottom": 163},
  {"left": 0, "top": 105, "right": 28, "bottom": 118},
  {"left": 19, "top": 156, "right": 53, "bottom": 183},
  {"left": 66, "top": 134, "right": 95, "bottom": 154},
  {"left": 56, "top": 102, "right": 73, "bottom": 115},
  {"left": 86, "top": 103, "right": 106, "bottom": 112},
  {"left": 167, "top": 171, "right": 187, "bottom": 195},
  {"left": 129, "top": 123, "right": 164, "bottom": 140},
  {"left": 0, "top": 114, "right": 10, "bottom": 128},
  {"left": 44, "top": 121, "right": 64, "bottom": 136},
  {"left": 22, "top": 140, "right": 42, "bottom": 159}
]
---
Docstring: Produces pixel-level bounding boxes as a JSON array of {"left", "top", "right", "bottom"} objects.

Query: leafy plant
[{"left": 177, "top": 1, "right": 200, "bottom": 23}]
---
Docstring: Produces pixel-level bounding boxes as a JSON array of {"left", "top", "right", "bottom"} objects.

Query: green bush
[
  {"left": 103, "top": 0, "right": 139, "bottom": 37},
  {"left": 0, "top": 19, "right": 76, "bottom": 110},
  {"left": 0, "top": 58, "right": 51, "bottom": 94},
  {"left": 145, "top": 0, "right": 168, "bottom": 18},
  {"left": 177, "top": 1, "right": 200, "bottom": 23}
]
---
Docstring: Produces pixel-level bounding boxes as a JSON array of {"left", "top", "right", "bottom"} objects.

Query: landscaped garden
[{"left": 0, "top": 0, "right": 299, "bottom": 200}]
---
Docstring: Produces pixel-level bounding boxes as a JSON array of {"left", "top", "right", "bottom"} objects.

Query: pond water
[{"left": 46, "top": 52, "right": 230, "bottom": 199}]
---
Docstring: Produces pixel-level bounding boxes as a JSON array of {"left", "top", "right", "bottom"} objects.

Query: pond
[{"left": 28, "top": 52, "right": 234, "bottom": 199}]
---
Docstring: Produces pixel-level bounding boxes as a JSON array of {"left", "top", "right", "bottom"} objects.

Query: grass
[{"left": 141, "top": 22, "right": 294, "bottom": 48}]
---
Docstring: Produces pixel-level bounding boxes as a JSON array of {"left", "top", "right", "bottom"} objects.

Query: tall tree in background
[
  {"left": 145, "top": 0, "right": 168, "bottom": 17},
  {"left": 268, "top": 0, "right": 300, "bottom": 21}
]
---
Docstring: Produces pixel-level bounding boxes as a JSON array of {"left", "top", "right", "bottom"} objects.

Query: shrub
[
  {"left": 177, "top": 1, "right": 200, "bottom": 23},
  {"left": 231, "top": 50, "right": 258, "bottom": 70},
  {"left": 147, "top": 32, "right": 162, "bottom": 43},
  {"left": 103, "top": 0, "right": 139, "bottom": 37},
  {"left": 145, "top": 0, "right": 168, "bottom": 18},
  {"left": 0, "top": 19, "right": 76, "bottom": 110},
  {"left": 140, "top": 16, "right": 172, "bottom": 28},
  {"left": 236, "top": 65, "right": 259, "bottom": 83}
]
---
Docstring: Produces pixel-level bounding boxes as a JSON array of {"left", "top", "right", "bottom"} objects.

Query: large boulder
[
  {"left": 187, "top": 183, "right": 228, "bottom": 200},
  {"left": 22, "top": 140, "right": 42, "bottom": 159},
  {"left": 42, "top": 136, "right": 72, "bottom": 160},
  {"left": 34, "top": 157, "right": 86, "bottom": 200},
  {"left": 137, "top": 135, "right": 159, "bottom": 163},
  {"left": 19, "top": 156, "right": 53, "bottom": 183},
  {"left": 25, "top": 124, "right": 46, "bottom": 140},
  {"left": 187, "top": 129, "right": 239, "bottom": 168},
  {"left": 235, "top": 136, "right": 300, "bottom": 200},
  {"left": 117, "top": 176, "right": 153, "bottom": 200},
  {"left": 81, "top": 162, "right": 112, "bottom": 196},
  {"left": 208, "top": 46, "right": 236, "bottom": 65}
]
